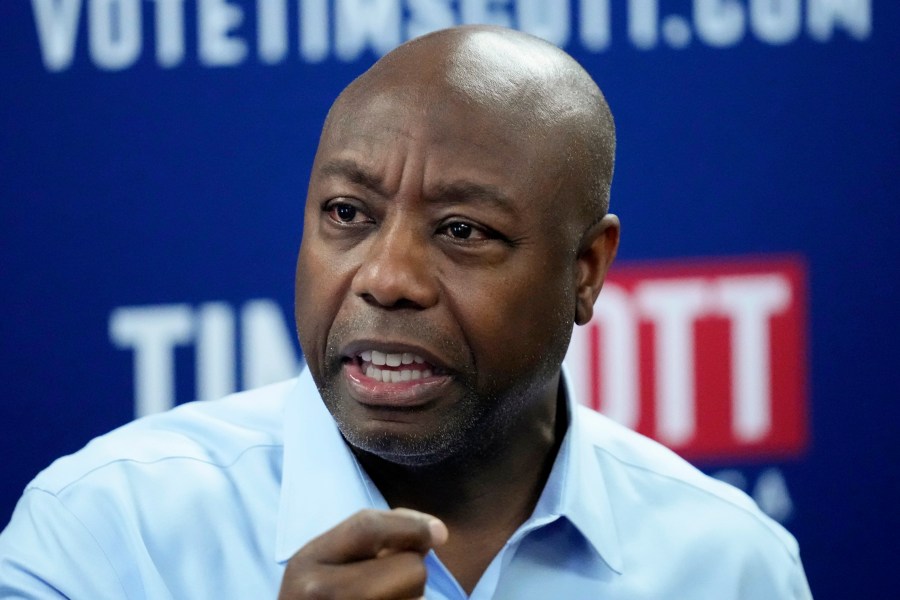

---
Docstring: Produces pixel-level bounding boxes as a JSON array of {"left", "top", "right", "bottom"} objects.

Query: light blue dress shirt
[{"left": 0, "top": 368, "right": 811, "bottom": 599}]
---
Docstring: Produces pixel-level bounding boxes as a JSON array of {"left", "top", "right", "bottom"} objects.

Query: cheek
[
  {"left": 451, "top": 263, "right": 575, "bottom": 380},
  {"left": 294, "top": 241, "right": 353, "bottom": 360}
]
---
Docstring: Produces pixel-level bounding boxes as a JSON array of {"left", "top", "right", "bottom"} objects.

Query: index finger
[{"left": 302, "top": 508, "right": 448, "bottom": 564}]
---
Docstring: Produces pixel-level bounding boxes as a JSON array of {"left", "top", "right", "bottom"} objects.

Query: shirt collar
[
  {"left": 275, "top": 367, "right": 624, "bottom": 574},
  {"left": 541, "top": 366, "right": 624, "bottom": 573}
]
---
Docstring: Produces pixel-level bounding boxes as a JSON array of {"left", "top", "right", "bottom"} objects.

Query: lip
[{"left": 341, "top": 354, "right": 453, "bottom": 409}]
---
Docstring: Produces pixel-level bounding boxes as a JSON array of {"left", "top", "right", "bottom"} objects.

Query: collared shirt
[{"left": 0, "top": 368, "right": 812, "bottom": 599}]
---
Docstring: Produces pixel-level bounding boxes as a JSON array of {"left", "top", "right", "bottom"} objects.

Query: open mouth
[{"left": 348, "top": 350, "right": 444, "bottom": 383}]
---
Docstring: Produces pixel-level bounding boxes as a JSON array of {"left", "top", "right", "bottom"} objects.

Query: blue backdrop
[{"left": 2, "top": 1, "right": 898, "bottom": 597}]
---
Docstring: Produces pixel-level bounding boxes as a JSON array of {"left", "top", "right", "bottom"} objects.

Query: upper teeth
[{"left": 361, "top": 350, "right": 426, "bottom": 366}]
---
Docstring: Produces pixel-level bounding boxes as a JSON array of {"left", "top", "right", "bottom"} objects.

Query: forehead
[{"left": 314, "top": 87, "right": 568, "bottom": 207}]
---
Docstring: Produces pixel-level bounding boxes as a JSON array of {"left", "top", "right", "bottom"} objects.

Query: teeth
[
  {"left": 359, "top": 350, "right": 428, "bottom": 366},
  {"left": 362, "top": 365, "right": 433, "bottom": 383}
]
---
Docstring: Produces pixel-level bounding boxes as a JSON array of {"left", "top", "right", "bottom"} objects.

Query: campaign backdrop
[{"left": 2, "top": 1, "right": 898, "bottom": 597}]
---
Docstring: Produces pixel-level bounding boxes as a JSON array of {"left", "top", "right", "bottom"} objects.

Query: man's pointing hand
[{"left": 278, "top": 508, "right": 448, "bottom": 600}]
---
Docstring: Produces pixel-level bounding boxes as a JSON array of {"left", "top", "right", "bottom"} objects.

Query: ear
[{"left": 574, "top": 214, "right": 620, "bottom": 326}]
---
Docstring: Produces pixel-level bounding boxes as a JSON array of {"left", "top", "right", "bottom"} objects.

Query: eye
[
  {"left": 438, "top": 220, "right": 492, "bottom": 242},
  {"left": 447, "top": 222, "right": 474, "bottom": 239},
  {"left": 324, "top": 201, "right": 371, "bottom": 225}
]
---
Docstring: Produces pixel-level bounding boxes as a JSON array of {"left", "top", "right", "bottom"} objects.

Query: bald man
[{"left": 0, "top": 26, "right": 811, "bottom": 599}]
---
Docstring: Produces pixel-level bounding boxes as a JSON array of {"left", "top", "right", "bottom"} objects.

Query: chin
[
  {"left": 320, "top": 372, "right": 497, "bottom": 467},
  {"left": 338, "top": 420, "right": 471, "bottom": 467}
]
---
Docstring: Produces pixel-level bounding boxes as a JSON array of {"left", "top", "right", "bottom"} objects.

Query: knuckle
[
  {"left": 347, "top": 509, "right": 384, "bottom": 555},
  {"left": 298, "top": 577, "right": 335, "bottom": 600},
  {"left": 351, "top": 509, "right": 382, "bottom": 536},
  {"left": 280, "top": 562, "right": 338, "bottom": 600},
  {"left": 354, "top": 508, "right": 380, "bottom": 528}
]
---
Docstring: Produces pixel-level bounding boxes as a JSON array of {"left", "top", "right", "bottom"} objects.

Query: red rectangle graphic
[{"left": 563, "top": 255, "right": 809, "bottom": 462}]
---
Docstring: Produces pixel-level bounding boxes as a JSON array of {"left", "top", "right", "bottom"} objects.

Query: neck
[
  {"left": 355, "top": 375, "right": 569, "bottom": 595},
  {"left": 355, "top": 375, "right": 569, "bottom": 532}
]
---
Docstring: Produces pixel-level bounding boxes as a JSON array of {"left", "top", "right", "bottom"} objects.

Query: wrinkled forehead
[
  {"left": 323, "top": 87, "right": 535, "bottom": 150},
  {"left": 316, "top": 87, "right": 562, "bottom": 197}
]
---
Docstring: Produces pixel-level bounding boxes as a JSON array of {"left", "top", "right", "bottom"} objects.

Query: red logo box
[{"left": 564, "top": 256, "right": 809, "bottom": 462}]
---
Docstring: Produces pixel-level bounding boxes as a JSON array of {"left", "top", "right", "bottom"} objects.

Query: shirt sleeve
[
  {"left": 790, "top": 555, "right": 814, "bottom": 600},
  {"left": 0, "top": 488, "right": 129, "bottom": 599},
  {"left": 739, "top": 528, "right": 814, "bottom": 600}
]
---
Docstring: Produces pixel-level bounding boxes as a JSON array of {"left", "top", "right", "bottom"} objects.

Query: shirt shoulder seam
[
  {"left": 30, "top": 442, "right": 283, "bottom": 497},
  {"left": 593, "top": 444, "right": 800, "bottom": 561}
]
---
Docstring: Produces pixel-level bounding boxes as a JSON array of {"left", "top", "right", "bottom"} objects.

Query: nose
[{"left": 351, "top": 219, "right": 439, "bottom": 310}]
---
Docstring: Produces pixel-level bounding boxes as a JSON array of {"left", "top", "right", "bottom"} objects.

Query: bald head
[{"left": 324, "top": 25, "right": 616, "bottom": 221}]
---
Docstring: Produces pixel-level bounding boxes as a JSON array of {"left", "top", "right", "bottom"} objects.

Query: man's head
[{"left": 295, "top": 25, "right": 619, "bottom": 466}]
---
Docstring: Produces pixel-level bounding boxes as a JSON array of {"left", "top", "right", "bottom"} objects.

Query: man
[{"left": 0, "top": 25, "right": 811, "bottom": 599}]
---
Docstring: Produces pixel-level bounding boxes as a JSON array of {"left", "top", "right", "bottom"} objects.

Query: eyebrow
[
  {"left": 428, "top": 181, "right": 517, "bottom": 216},
  {"left": 317, "top": 158, "right": 516, "bottom": 214},
  {"left": 318, "top": 159, "right": 388, "bottom": 196}
]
